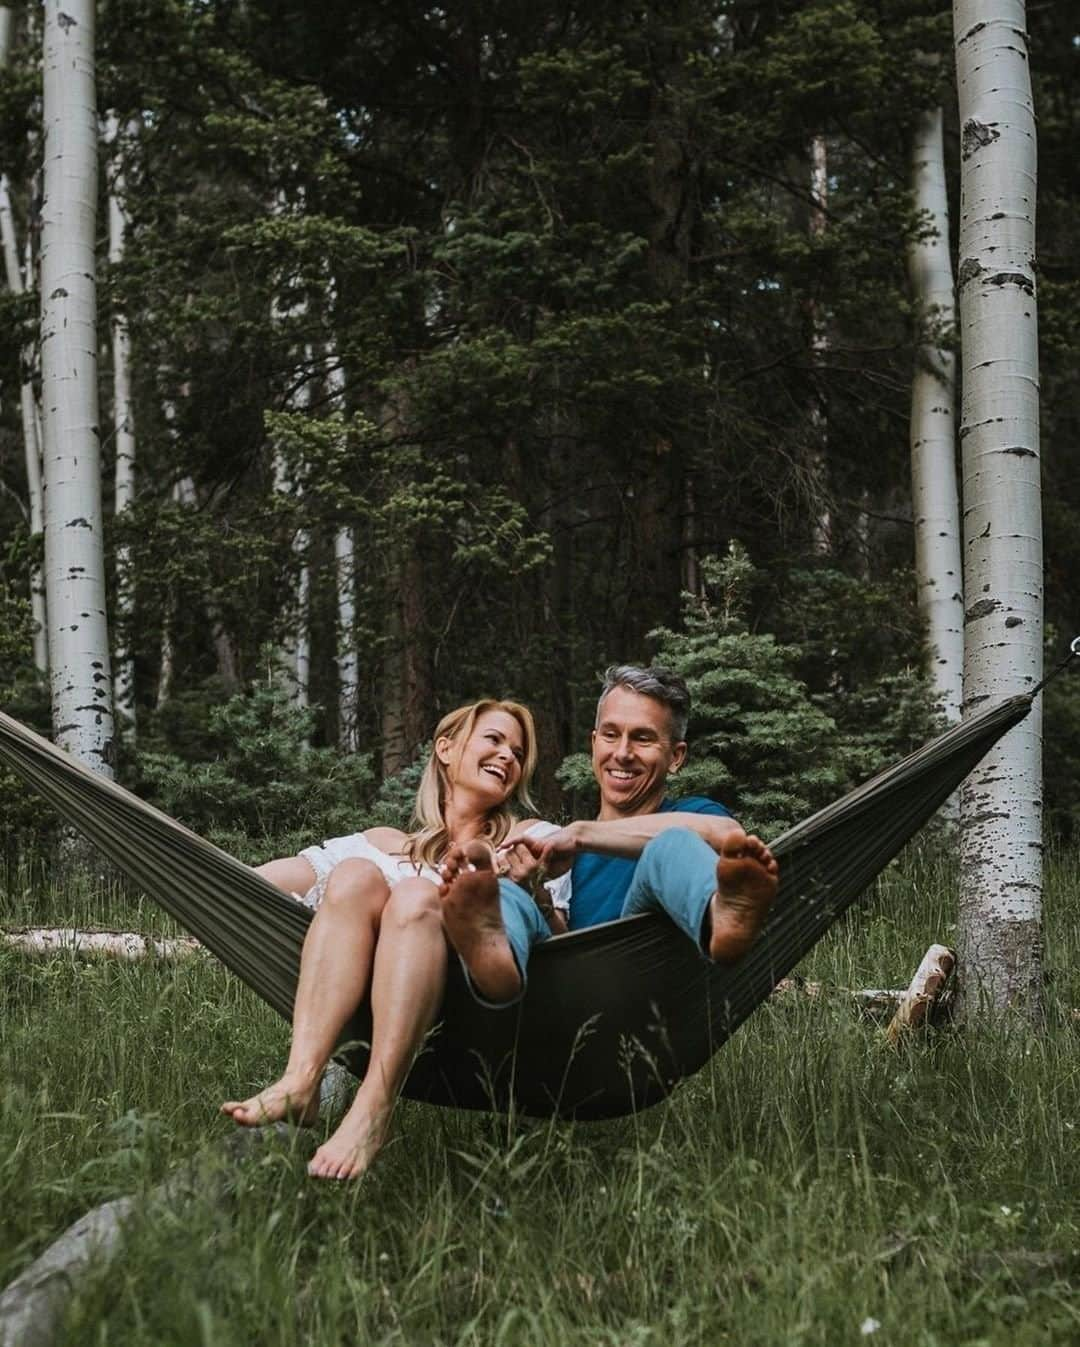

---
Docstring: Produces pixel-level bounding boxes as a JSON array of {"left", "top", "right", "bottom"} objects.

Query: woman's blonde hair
[{"left": 404, "top": 700, "right": 539, "bottom": 869}]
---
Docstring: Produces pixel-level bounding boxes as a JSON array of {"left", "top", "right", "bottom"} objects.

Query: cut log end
[{"left": 885, "top": 943, "right": 956, "bottom": 1047}]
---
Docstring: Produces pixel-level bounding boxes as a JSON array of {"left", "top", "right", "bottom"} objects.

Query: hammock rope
[{"left": 0, "top": 690, "right": 1038, "bottom": 1119}]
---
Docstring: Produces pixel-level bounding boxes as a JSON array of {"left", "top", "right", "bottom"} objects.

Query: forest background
[{"left": 1, "top": 0, "right": 1077, "bottom": 862}]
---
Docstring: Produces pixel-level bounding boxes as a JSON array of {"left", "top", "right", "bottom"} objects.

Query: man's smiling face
[{"left": 591, "top": 686, "right": 687, "bottom": 819}]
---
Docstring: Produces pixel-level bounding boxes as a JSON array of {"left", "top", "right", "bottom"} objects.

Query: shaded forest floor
[{"left": 2, "top": 844, "right": 1080, "bottom": 1345}]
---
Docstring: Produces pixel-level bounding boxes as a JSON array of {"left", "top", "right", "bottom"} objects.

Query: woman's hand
[
  {"left": 495, "top": 838, "right": 544, "bottom": 885},
  {"left": 513, "top": 824, "right": 580, "bottom": 879}
]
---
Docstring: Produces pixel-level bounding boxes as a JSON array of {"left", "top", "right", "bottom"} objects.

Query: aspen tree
[
  {"left": 41, "top": 0, "right": 114, "bottom": 773},
  {"left": 105, "top": 112, "right": 137, "bottom": 740},
  {"left": 907, "top": 105, "right": 962, "bottom": 724},
  {"left": 954, "top": 0, "right": 1042, "bottom": 1012},
  {"left": 325, "top": 352, "right": 359, "bottom": 752},
  {"left": 808, "top": 134, "right": 831, "bottom": 553}
]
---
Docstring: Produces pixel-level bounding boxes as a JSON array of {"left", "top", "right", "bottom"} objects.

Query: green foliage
[
  {"left": 625, "top": 546, "right": 941, "bottom": 838},
  {"left": 136, "top": 667, "right": 375, "bottom": 861},
  {"left": 1043, "top": 631, "right": 1080, "bottom": 842},
  {"left": 0, "top": 586, "right": 50, "bottom": 860}
]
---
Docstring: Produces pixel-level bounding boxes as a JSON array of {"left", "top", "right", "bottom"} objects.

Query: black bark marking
[
  {"left": 66, "top": 517, "right": 92, "bottom": 528},
  {"left": 965, "top": 598, "right": 999, "bottom": 623},
  {"left": 1005, "top": 616, "right": 1023, "bottom": 628},
  {"left": 962, "top": 119, "right": 1000, "bottom": 160},
  {"left": 965, "top": 809, "right": 1010, "bottom": 826},
  {"left": 1001, "top": 446, "right": 1036, "bottom": 457},
  {"left": 57, "top": 11, "right": 78, "bottom": 31},
  {"left": 957, "top": 257, "right": 984, "bottom": 287},
  {"left": 50, "top": 286, "right": 69, "bottom": 300},
  {"left": 979, "top": 520, "right": 991, "bottom": 538},
  {"left": 988, "top": 271, "right": 1035, "bottom": 295}
]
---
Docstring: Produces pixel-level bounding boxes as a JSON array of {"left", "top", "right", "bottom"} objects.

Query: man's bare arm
[{"left": 527, "top": 812, "right": 742, "bottom": 867}]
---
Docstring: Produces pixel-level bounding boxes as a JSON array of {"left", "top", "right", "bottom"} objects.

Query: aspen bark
[
  {"left": 808, "top": 134, "right": 831, "bottom": 553},
  {"left": 908, "top": 106, "right": 962, "bottom": 724},
  {"left": 105, "top": 112, "right": 137, "bottom": 741},
  {"left": 954, "top": 0, "right": 1042, "bottom": 1014},
  {"left": 0, "top": 7, "right": 47, "bottom": 672},
  {"left": 40, "top": 0, "right": 114, "bottom": 774},
  {"left": 335, "top": 524, "right": 359, "bottom": 751},
  {"left": 326, "top": 354, "right": 359, "bottom": 751}
]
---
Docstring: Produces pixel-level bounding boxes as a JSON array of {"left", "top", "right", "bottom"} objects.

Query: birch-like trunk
[
  {"left": 326, "top": 354, "right": 359, "bottom": 751},
  {"left": 907, "top": 106, "right": 962, "bottom": 724},
  {"left": 0, "top": 6, "right": 47, "bottom": 672},
  {"left": 808, "top": 135, "right": 831, "bottom": 552},
  {"left": 335, "top": 524, "right": 358, "bottom": 751},
  {"left": 954, "top": 0, "right": 1043, "bottom": 1014},
  {"left": 40, "top": 0, "right": 114, "bottom": 773},
  {"left": 105, "top": 112, "right": 137, "bottom": 741}
]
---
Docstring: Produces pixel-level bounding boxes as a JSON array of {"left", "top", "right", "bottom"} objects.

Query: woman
[{"left": 221, "top": 699, "right": 551, "bottom": 1181}]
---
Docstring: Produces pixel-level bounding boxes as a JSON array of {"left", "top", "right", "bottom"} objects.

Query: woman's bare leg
[
  {"left": 221, "top": 858, "right": 390, "bottom": 1126},
  {"left": 308, "top": 878, "right": 448, "bottom": 1180}
]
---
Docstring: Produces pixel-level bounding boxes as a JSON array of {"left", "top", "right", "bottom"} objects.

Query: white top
[{"left": 296, "top": 821, "right": 569, "bottom": 913}]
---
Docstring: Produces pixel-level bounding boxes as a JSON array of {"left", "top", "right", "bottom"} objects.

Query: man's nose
[{"left": 614, "top": 735, "right": 635, "bottom": 759}]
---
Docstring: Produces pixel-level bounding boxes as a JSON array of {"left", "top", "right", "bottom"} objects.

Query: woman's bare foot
[
  {"left": 307, "top": 1097, "right": 391, "bottom": 1181},
  {"left": 220, "top": 1069, "right": 321, "bottom": 1128},
  {"left": 707, "top": 831, "right": 780, "bottom": 963},
  {"left": 439, "top": 841, "right": 522, "bottom": 1004}
]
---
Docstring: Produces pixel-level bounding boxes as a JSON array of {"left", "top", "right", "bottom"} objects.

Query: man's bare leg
[
  {"left": 221, "top": 859, "right": 389, "bottom": 1126},
  {"left": 438, "top": 841, "right": 522, "bottom": 1005},
  {"left": 308, "top": 878, "right": 448, "bottom": 1181},
  {"left": 707, "top": 831, "right": 780, "bottom": 963}
]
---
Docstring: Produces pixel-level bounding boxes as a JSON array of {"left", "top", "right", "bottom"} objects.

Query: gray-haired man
[{"left": 439, "top": 665, "right": 779, "bottom": 1006}]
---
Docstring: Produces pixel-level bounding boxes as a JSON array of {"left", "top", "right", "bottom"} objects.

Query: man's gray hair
[{"left": 597, "top": 665, "right": 691, "bottom": 742}]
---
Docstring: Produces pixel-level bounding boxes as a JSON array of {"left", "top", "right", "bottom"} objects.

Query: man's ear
[
  {"left": 435, "top": 735, "right": 455, "bottom": 766},
  {"left": 669, "top": 741, "right": 688, "bottom": 774}
]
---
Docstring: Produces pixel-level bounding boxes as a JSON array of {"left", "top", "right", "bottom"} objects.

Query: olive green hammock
[{"left": 0, "top": 693, "right": 1036, "bottom": 1120}]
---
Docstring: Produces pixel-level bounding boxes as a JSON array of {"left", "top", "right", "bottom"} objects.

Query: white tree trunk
[
  {"left": 954, "top": 0, "right": 1043, "bottom": 1014},
  {"left": 0, "top": 7, "right": 47, "bottom": 672},
  {"left": 808, "top": 134, "right": 831, "bottom": 552},
  {"left": 335, "top": 525, "right": 359, "bottom": 751},
  {"left": 105, "top": 112, "right": 137, "bottom": 741},
  {"left": 908, "top": 106, "right": 962, "bottom": 725},
  {"left": 326, "top": 353, "right": 359, "bottom": 751},
  {"left": 40, "top": 0, "right": 114, "bottom": 774}
]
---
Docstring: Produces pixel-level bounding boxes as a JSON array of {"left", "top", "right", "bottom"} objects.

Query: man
[{"left": 439, "top": 665, "right": 779, "bottom": 1006}]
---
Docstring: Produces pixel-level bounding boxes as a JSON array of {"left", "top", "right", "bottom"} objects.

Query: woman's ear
[{"left": 435, "top": 734, "right": 455, "bottom": 766}]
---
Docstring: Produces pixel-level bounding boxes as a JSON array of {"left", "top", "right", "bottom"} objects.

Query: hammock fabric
[{"left": 0, "top": 694, "right": 1032, "bottom": 1120}]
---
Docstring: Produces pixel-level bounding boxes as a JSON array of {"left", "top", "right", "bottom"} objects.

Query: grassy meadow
[{"left": 2, "top": 843, "right": 1080, "bottom": 1345}]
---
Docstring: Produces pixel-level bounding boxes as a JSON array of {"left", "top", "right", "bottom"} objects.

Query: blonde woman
[{"left": 221, "top": 699, "right": 553, "bottom": 1180}]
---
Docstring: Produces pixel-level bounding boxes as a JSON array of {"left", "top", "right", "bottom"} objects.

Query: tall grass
[{"left": 3, "top": 843, "right": 1080, "bottom": 1344}]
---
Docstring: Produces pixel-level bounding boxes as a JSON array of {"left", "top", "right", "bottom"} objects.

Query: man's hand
[{"left": 506, "top": 824, "right": 581, "bottom": 879}]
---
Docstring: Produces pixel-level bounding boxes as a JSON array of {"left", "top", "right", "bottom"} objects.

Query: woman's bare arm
[{"left": 255, "top": 855, "right": 318, "bottom": 895}]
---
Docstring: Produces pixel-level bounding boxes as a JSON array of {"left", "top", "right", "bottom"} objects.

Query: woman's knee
[
  {"left": 322, "top": 859, "right": 391, "bottom": 917},
  {"left": 383, "top": 878, "right": 443, "bottom": 932}
]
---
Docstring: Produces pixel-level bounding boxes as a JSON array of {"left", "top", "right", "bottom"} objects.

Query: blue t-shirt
[{"left": 567, "top": 796, "right": 732, "bottom": 931}]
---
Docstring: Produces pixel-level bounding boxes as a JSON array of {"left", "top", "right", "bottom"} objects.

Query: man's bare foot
[
  {"left": 439, "top": 840, "right": 522, "bottom": 1004},
  {"left": 707, "top": 831, "right": 780, "bottom": 963},
  {"left": 307, "top": 1098, "right": 390, "bottom": 1181},
  {"left": 220, "top": 1070, "right": 321, "bottom": 1128}
]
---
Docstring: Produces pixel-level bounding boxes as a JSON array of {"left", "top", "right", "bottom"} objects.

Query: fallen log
[
  {"left": 2, "top": 927, "right": 202, "bottom": 961},
  {"left": 884, "top": 943, "right": 955, "bottom": 1046},
  {"left": 0, "top": 1065, "right": 352, "bottom": 1347}
]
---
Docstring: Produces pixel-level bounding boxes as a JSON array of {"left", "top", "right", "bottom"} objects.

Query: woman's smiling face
[{"left": 441, "top": 709, "right": 526, "bottom": 802}]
